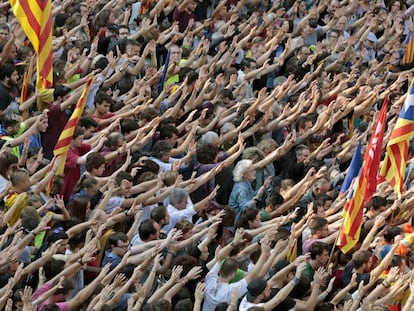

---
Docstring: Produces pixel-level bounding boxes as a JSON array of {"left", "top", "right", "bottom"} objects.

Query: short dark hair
[
  {"left": 309, "top": 241, "right": 329, "bottom": 259},
  {"left": 86, "top": 152, "right": 105, "bottom": 172},
  {"left": 159, "top": 124, "right": 179, "bottom": 140},
  {"left": 108, "top": 232, "right": 128, "bottom": 248},
  {"left": 115, "top": 171, "right": 133, "bottom": 185},
  {"left": 0, "top": 63, "right": 15, "bottom": 80},
  {"left": 196, "top": 143, "right": 219, "bottom": 164},
  {"left": 151, "top": 140, "right": 172, "bottom": 159},
  {"left": 79, "top": 116, "right": 98, "bottom": 129},
  {"left": 150, "top": 205, "right": 167, "bottom": 223},
  {"left": 219, "top": 257, "right": 238, "bottom": 278},
  {"left": 95, "top": 92, "right": 113, "bottom": 106},
  {"left": 371, "top": 196, "right": 387, "bottom": 211},
  {"left": 139, "top": 219, "right": 157, "bottom": 241}
]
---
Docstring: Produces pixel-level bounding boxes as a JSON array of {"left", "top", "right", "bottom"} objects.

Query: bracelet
[
  {"left": 382, "top": 280, "right": 390, "bottom": 288},
  {"left": 124, "top": 210, "right": 129, "bottom": 217},
  {"left": 291, "top": 276, "right": 300, "bottom": 286},
  {"left": 78, "top": 259, "right": 84, "bottom": 265}
]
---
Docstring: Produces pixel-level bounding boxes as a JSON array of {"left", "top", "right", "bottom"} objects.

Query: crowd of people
[{"left": 1, "top": 0, "right": 414, "bottom": 310}]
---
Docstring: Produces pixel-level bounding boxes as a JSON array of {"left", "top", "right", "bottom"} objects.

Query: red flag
[
  {"left": 363, "top": 97, "right": 388, "bottom": 202},
  {"left": 338, "top": 97, "right": 388, "bottom": 253}
]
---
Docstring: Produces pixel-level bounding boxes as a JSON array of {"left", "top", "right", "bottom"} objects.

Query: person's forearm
[{"left": 148, "top": 279, "right": 175, "bottom": 303}]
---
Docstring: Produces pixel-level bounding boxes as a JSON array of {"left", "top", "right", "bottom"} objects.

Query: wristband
[
  {"left": 382, "top": 280, "right": 390, "bottom": 288},
  {"left": 292, "top": 276, "right": 300, "bottom": 286}
]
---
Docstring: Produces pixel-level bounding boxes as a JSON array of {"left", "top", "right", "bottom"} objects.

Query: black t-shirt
[
  {"left": 268, "top": 288, "right": 296, "bottom": 311},
  {"left": 0, "top": 82, "right": 16, "bottom": 112},
  {"left": 342, "top": 262, "right": 370, "bottom": 292}
]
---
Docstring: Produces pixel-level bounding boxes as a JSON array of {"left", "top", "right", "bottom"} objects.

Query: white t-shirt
[
  {"left": 202, "top": 263, "right": 248, "bottom": 311},
  {"left": 163, "top": 203, "right": 196, "bottom": 233},
  {"left": 239, "top": 296, "right": 264, "bottom": 311}
]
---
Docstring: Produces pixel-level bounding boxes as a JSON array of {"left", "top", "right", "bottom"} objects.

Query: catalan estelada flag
[
  {"left": 338, "top": 98, "right": 388, "bottom": 253},
  {"left": 52, "top": 77, "right": 93, "bottom": 175},
  {"left": 380, "top": 81, "right": 414, "bottom": 198},
  {"left": 340, "top": 140, "right": 362, "bottom": 194},
  {"left": 10, "top": 0, "right": 53, "bottom": 90},
  {"left": 402, "top": 32, "right": 414, "bottom": 65}
]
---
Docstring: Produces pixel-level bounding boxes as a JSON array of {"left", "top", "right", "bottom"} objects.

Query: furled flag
[
  {"left": 53, "top": 76, "right": 94, "bottom": 175},
  {"left": 380, "top": 81, "right": 414, "bottom": 198},
  {"left": 340, "top": 140, "right": 362, "bottom": 194},
  {"left": 338, "top": 98, "right": 388, "bottom": 253},
  {"left": 402, "top": 31, "right": 414, "bottom": 65},
  {"left": 10, "top": 0, "right": 53, "bottom": 90},
  {"left": 158, "top": 49, "right": 170, "bottom": 94}
]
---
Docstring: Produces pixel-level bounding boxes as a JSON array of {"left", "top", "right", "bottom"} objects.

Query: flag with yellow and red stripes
[{"left": 10, "top": 0, "right": 53, "bottom": 91}]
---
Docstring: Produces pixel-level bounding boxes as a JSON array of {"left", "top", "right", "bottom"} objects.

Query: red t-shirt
[
  {"left": 42, "top": 103, "right": 69, "bottom": 159},
  {"left": 92, "top": 112, "right": 115, "bottom": 131},
  {"left": 61, "top": 144, "right": 91, "bottom": 201}
]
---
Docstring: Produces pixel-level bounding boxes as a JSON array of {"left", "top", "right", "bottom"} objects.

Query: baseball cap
[{"left": 247, "top": 279, "right": 267, "bottom": 302}]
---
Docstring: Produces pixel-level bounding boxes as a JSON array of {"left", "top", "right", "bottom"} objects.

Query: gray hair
[
  {"left": 199, "top": 131, "right": 219, "bottom": 145},
  {"left": 233, "top": 159, "right": 253, "bottom": 182},
  {"left": 242, "top": 147, "right": 264, "bottom": 163},
  {"left": 169, "top": 188, "right": 188, "bottom": 206}
]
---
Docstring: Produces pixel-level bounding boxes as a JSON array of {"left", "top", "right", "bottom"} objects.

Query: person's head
[
  {"left": 71, "top": 127, "right": 85, "bottom": 148},
  {"left": 53, "top": 85, "right": 71, "bottom": 102},
  {"left": 68, "top": 195, "right": 91, "bottom": 222},
  {"left": 79, "top": 175, "right": 99, "bottom": 197},
  {"left": 174, "top": 220, "right": 194, "bottom": 240},
  {"left": 0, "top": 24, "right": 9, "bottom": 41},
  {"left": 309, "top": 217, "right": 329, "bottom": 238},
  {"left": 44, "top": 258, "right": 66, "bottom": 281},
  {"left": 170, "top": 44, "right": 182, "bottom": 63},
  {"left": 108, "top": 232, "right": 129, "bottom": 257},
  {"left": 196, "top": 143, "right": 219, "bottom": 164},
  {"left": 20, "top": 206, "right": 40, "bottom": 231},
  {"left": 139, "top": 219, "right": 160, "bottom": 241},
  {"left": 295, "top": 144, "right": 310, "bottom": 163},
  {"left": 369, "top": 196, "right": 387, "bottom": 214},
  {"left": 146, "top": 299, "right": 172, "bottom": 311},
  {"left": 159, "top": 124, "right": 179, "bottom": 146},
  {"left": 297, "top": 115, "right": 313, "bottom": 135},
  {"left": 115, "top": 171, "right": 133, "bottom": 197},
  {"left": 246, "top": 279, "right": 271, "bottom": 303},
  {"left": 352, "top": 250, "right": 372, "bottom": 270},
  {"left": 13, "top": 288, "right": 24, "bottom": 311},
  {"left": 0, "top": 152, "right": 18, "bottom": 179},
  {"left": 312, "top": 178, "right": 330, "bottom": 195},
  {"left": 219, "top": 257, "right": 238, "bottom": 281},
  {"left": 26, "top": 193, "right": 42, "bottom": 209},
  {"left": 0, "top": 63, "right": 18, "bottom": 86},
  {"left": 2, "top": 113, "right": 22, "bottom": 135},
  {"left": 336, "top": 16, "right": 348, "bottom": 32},
  {"left": 242, "top": 147, "right": 264, "bottom": 164},
  {"left": 383, "top": 226, "right": 402, "bottom": 243},
  {"left": 265, "top": 191, "right": 284, "bottom": 211},
  {"left": 199, "top": 131, "right": 219, "bottom": 147},
  {"left": 199, "top": 200, "right": 222, "bottom": 220},
  {"left": 118, "top": 25, "right": 129, "bottom": 39},
  {"left": 47, "top": 227, "right": 69, "bottom": 254},
  {"left": 94, "top": 92, "right": 113, "bottom": 115},
  {"left": 51, "top": 277, "right": 74, "bottom": 301},
  {"left": 233, "top": 159, "right": 255, "bottom": 182},
  {"left": 236, "top": 207, "right": 260, "bottom": 229},
  {"left": 309, "top": 241, "right": 330, "bottom": 267},
  {"left": 10, "top": 166, "right": 30, "bottom": 191},
  {"left": 125, "top": 40, "right": 141, "bottom": 58},
  {"left": 79, "top": 116, "right": 98, "bottom": 138},
  {"left": 86, "top": 152, "right": 106, "bottom": 176},
  {"left": 151, "top": 140, "right": 172, "bottom": 162},
  {"left": 151, "top": 205, "right": 170, "bottom": 226},
  {"left": 169, "top": 188, "right": 189, "bottom": 210}
]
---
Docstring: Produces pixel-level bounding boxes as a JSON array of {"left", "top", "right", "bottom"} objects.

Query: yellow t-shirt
[{"left": 5, "top": 191, "right": 27, "bottom": 225}]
